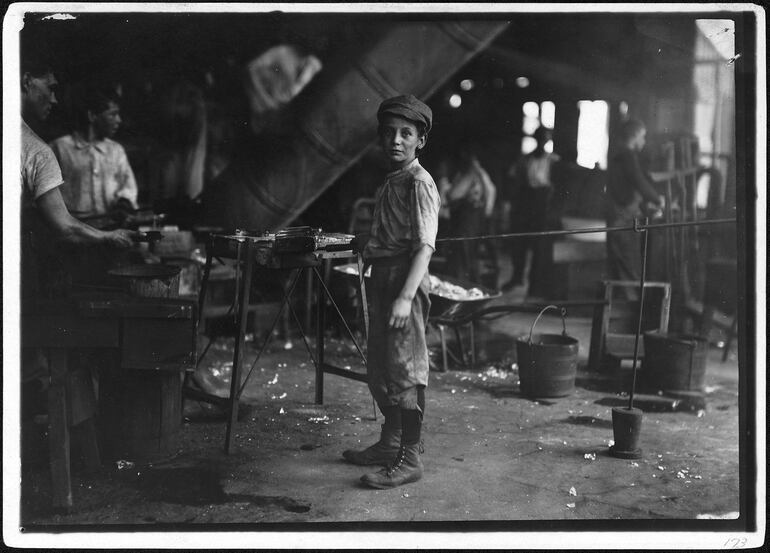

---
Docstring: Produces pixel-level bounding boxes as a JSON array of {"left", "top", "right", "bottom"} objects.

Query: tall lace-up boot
[
  {"left": 342, "top": 405, "right": 401, "bottom": 466},
  {"left": 342, "top": 423, "right": 402, "bottom": 466},
  {"left": 359, "top": 441, "right": 423, "bottom": 489}
]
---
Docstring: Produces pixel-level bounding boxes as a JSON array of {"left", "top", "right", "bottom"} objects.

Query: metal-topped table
[{"left": 195, "top": 230, "right": 368, "bottom": 454}]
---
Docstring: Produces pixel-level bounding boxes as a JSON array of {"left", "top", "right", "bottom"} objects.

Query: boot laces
[{"left": 386, "top": 446, "right": 407, "bottom": 475}]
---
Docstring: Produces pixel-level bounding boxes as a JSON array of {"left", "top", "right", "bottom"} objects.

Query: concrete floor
[{"left": 19, "top": 286, "right": 742, "bottom": 533}]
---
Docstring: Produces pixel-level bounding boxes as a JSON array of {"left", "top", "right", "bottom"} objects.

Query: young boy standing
[{"left": 342, "top": 94, "right": 440, "bottom": 489}]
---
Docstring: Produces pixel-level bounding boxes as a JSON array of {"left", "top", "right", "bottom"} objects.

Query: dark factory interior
[{"left": 6, "top": 5, "right": 761, "bottom": 547}]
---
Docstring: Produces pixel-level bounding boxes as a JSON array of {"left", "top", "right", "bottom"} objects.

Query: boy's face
[
  {"left": 90, "top": 101, "right": 122, "bottom": 140},
  {"left": 378, "top": 114, "right": 426, "bottom": 169}
]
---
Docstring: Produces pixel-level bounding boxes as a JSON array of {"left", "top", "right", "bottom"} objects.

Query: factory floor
[{"left": 18, "top": 284, "right": 744, "bottom": 543}]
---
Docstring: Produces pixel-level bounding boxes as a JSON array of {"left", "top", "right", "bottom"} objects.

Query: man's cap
[{"left": 377, "top": 94, "right": 432, "bottom": 134}]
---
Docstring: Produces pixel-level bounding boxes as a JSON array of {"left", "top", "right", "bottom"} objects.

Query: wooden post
[{"left": 47, "top": 348, "right": 73, "bottom": 510}]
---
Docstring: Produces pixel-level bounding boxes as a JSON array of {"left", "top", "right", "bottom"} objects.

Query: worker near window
[
  {"left": 343, "top": 95, "right": 440, "bottom": 490},
  {"left": 605, "top": 119, "right": 665, "bottom": 288},
  {"left": 502, "top": 126, "right": 560, "bottom": 298},
  {"left": 445, "top": 147, "right": 496, "bottom": 284},
  {"left": 49, "top": 83, "right": 139, "bottom": 220}
]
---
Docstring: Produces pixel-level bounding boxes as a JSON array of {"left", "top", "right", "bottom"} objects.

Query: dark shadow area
[
  {"left": 122, "top": 465, "right": 312, "bottom": 513},
  {"left": 562, "top": 415, "right": 614, "bottom": 430}
]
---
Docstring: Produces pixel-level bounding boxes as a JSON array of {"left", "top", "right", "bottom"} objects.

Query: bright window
[
  {"left": 521, "top": 101, "right": 555, "bottom": 154},
  {"left": 540, "top": 101, "right": 555, "bottom": 128},
  {"left": 576, "top": 100, "right": 609, "bottom": 169}
]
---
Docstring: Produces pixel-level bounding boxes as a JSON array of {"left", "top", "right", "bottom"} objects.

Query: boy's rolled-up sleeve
[
  {"left": 410, "top": 179, "right": 441, "bottom": 252},
  {"left": 114, "top": 145, "right": 139, "bottom": 208}
]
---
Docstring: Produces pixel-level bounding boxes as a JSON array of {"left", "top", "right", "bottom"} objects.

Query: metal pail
[{"left": 516, "top": 305, "right": 579, "bottom": 398}]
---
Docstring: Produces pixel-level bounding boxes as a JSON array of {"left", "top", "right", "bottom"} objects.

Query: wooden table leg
[
  {"left": 198, "top": 235, "right": 214, "bottom": 328},
  {"left": 356, "top": 255, "right": 369, "bottom": 341},
  {"left": 225, "top": 242, "right": 254, "bottom": 454},
  {"left": 47, "top": 348, "right": 73, "bottom": 510},
  {"left": 315, "top": 268, "right": 325, "bottom": 405},
  {"left": 438, "top": 324, "right": 448, "bottom": 372},
  {"left": 469, "top": 322, "right": 476, "bottom": 371}
]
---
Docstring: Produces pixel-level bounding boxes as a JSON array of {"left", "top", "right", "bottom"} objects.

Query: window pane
[
  {"left": 521, "top": 136, "right": 537, "bottom": 154},
  {"left": 540, "top": 101, "right": 555, "bottom": 128},
  {"left": 576, "top": 100, "right": 609, "bottom": 169},
  {"left": 523, "top": 101, "right": 539, "bottom": 119},
  {"left": 522, "top": 116, "right": 540, "bottom": 136}
]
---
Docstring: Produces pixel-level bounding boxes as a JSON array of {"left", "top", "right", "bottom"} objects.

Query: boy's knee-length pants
[{"left": 366, "top": 261, "right": 431, "bottom": 411}]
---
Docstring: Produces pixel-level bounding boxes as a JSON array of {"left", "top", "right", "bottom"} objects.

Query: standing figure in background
[
  {"left": 502, "top": 126, "right": 559, "bottom": 298},
  {"left": 50, "top": 84, "right": 138, "bottom": 219},
  {"left": 605, "top": 119, "right": 664, "bottom": 290},
  {"left": 150, "top": 82, "right": 208, "bottom": 226},
  {"left": 446, "top": 148, "right": 496, "bottom": 284}
]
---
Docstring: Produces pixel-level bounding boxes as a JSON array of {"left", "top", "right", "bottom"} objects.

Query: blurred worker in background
[
  {"left": 502, "top": 126, "right": 559, "bottom": 299},
  {"left": 50, "top": 83, "right": 139, "bottom": 220},
  {"left": 605, "top": 118, "right": 665, "bottom": 291},
  {"left": 445, "top": 147, "right": 496, "bottom": 284}
]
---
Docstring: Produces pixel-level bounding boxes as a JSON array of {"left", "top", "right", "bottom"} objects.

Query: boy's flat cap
[{"left": 377, "top": 94, "right": 432, "bottom": 133}]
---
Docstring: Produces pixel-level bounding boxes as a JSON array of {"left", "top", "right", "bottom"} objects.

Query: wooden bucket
[
  {"left": 99, "top": 369, "right": 182, "bottom": 462},
  {"left": 642, "top": 331, "right": 709, "bottom": 392}
]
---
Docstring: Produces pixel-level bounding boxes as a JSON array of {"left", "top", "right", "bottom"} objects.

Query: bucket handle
[{"left": 528, "top": 305, "right": 568, "bottom": 344}]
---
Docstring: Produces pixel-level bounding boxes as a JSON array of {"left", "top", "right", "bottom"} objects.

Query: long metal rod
[
  {"left": 435, "top": 217, "right": 736, "bottom": 243},
  {"left": 283, "top": 277, "right": 319, "bottom": 367},
  {"left": 312, "top": 266, "right": 367, "bottom": 363},
  {"left": 628, "top": 218, "right": 650, "bottom": 410}
]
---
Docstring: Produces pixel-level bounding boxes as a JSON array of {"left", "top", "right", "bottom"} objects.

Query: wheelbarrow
[
  {"left": 426, "top": 273, "right": 501, "bottom": 372},
  {"left": 331, "top": 265, "right": 501, "bottom": 370}
]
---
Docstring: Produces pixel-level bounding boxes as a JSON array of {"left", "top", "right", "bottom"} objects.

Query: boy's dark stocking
[{"left": 342, "top": 404, "right": 401, "bottom": 466}]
